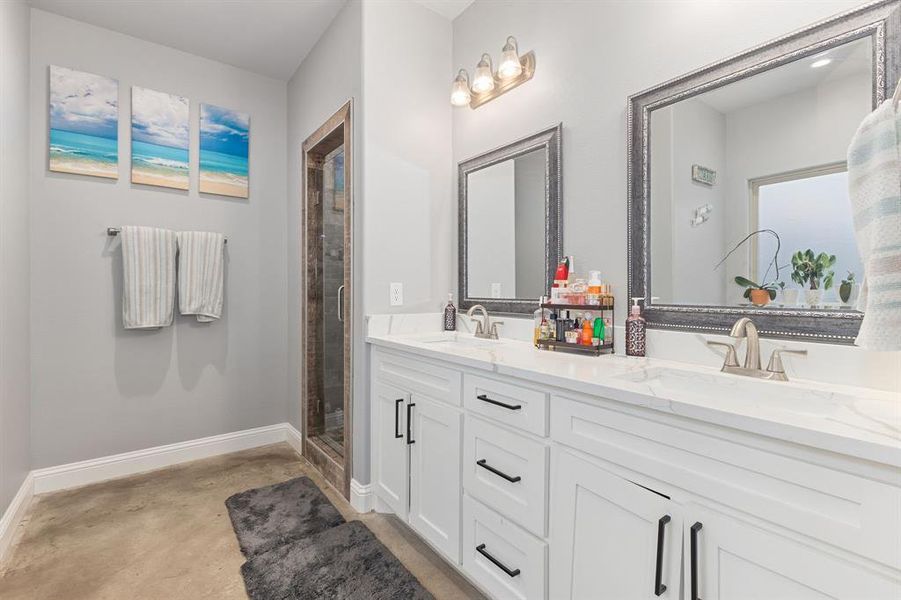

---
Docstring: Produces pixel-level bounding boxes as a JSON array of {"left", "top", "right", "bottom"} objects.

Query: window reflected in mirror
[{"left": 649, "top": 35, "right": 871, "bottom": 311}]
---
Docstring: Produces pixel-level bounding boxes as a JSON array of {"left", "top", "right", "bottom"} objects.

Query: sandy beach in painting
[{"left": 199, "top": 171, "right": 248, "bottom": 198}]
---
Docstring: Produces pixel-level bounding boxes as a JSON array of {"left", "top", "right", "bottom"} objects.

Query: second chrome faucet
[{"left": 707, "top": 317, "right": 806, "bottom": 382}]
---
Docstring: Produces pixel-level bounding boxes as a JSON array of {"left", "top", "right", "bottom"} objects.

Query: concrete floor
[{"left": 0, "top": 444, "right": 485, "bottom": 600}]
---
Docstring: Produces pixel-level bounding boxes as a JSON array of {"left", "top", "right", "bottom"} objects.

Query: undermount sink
[
  {"left": 415, "top": 333, "right": 502, "bottom": 348},
  {"left": 615, "top": 366, "right": 844, "bottom": 416}
]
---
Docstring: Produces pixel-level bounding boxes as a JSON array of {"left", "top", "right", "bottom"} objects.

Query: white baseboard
[
  {"left": 350, "top": 478, "right": 373, "bottom": 513},
  {"left": 32, "top": 423, "right": 289, "bottom": 494},
  {"left": 0, "top": 473, "right": 34, "bottom": 564},
  {"left": 284, "top": 423, "right": 303, "bottom": 455}
]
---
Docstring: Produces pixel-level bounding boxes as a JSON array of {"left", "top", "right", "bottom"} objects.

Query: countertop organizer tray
[{"left": 537, "top": 300, "right": 615, "bottom": 356}]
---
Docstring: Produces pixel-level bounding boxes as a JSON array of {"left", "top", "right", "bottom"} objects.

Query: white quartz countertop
[{"left": 367, "top": 331, "right": 901, "bottom": 468}]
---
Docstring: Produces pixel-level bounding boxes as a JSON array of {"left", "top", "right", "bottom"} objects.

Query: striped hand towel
[
  {"left": 177, "top": 231, "right": 226, "bottom": 323},
  {"left": 847, "top": 99, "right": 901, "bottom": 350},
  {"left": 120, "top": 226, "right": 177, "bottom": 330}
]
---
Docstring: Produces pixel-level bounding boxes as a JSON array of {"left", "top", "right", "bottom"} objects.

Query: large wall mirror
[
  {"left": 629, "top": 1, "right": 900, "bottom": 343},
  {"left": 459, "top": 124, "right": 562, "bottom": 314}
]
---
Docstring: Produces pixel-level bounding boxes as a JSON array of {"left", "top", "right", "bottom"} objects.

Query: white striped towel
[
  {"left": 120, "top": 226, "right": 177, "bottom": 330},
  {"left": 847, "top": 98, "right": 901, "bottom": 350},
  {"left": 176, "top": 231, "right": 226, "bottom": 323}
]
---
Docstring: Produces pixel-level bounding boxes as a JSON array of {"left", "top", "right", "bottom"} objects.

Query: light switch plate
[{"left": 389, "top": 282, "right": 403, "bottom": 306}]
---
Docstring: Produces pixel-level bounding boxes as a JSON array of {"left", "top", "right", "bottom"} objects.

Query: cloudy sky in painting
[
  {"left": 49, "top": 65, "right": 118, "bottom": 139},
  {"left": 131, "top": 86, "right": 189, "bottom": 149},
  {"left": 200, "top": 104, "right": 249, "bottom": 157}
]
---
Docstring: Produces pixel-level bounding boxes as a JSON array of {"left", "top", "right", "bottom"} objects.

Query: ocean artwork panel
[
  {"left": 131, "top": 86, "right": 189, "bottom": 190},
  {"left": 49, "top": 66, "right": 119, "bottom": 179},
  {"left": 199, "top": 104, "right": 249, "bottom": 199}
]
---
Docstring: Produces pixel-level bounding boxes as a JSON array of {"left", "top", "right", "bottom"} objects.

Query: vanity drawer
[
  {"left": 373, "top": 349, "right": 462, "bottom": 406},
  {"left": 550, "top": 393, "right": 901, "bottom": 569},
  {"left": 462, "top": 495, "right": 547, "bottom": 600},
  {"left": 463, "top": 373, "right": 547, "bottom": 436},
  {"left": 463, "top": 416, "right": 548, "bottom": 537}
]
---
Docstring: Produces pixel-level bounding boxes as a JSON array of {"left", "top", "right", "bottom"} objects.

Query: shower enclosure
[{"left": 302, "top": 102, "right": 352, "bottom": 498}]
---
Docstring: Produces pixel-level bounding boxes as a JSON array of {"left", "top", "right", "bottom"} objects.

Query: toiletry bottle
[
  {"left": 593, "top": 317, "right": 605, "bottom": 346},
  {"left": 533, "top": 299, "right": 543, "bottom": 346},
  {"left": 443, "top": 293, "right": 457, "bottom": 331},
  {"left": 626, "top": 297, "right": 647, "bottom": 357},
  {"left": 581, "top": 314, "right": 593, "bottom": 345},
  {"left": 588, "top": 271, "right": 602, "bottom": 295},
  {"left": 551, "top": 257, "right": 570, "bottom": 302}
]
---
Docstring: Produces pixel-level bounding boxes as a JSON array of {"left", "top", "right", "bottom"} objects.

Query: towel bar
[{"left": 107, "top": 227, "right": 228, "bottom": 243}]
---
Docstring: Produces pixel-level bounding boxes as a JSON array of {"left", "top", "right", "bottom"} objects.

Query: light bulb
[
  {"left": 497, "top": 36, "right": 522, "bottom": 80},
  {"left": 471, "top": 54, "right": 495, "bottom": 94},
  {"left": 450, "top": 70, "right": 471, "bottom": 106}
]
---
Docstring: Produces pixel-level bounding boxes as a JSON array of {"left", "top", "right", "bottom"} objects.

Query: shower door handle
[{"left": 337, "top": 285, "right": 345, "bottom": 322}]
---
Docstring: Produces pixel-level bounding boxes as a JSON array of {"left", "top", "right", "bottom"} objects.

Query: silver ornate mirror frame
[
  {"left": 628, "top": 0, "right": 900, "bottom": 344},
  {"left": 459, "top": 124, "right": 562, "bottom": 315}
]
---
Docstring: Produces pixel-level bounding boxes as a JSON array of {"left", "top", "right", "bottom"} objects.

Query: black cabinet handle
[
  {"left": 394, "top": 398, "right": 403, "bottom": 439},
  {"left": 475, "top": 544, "right": 520, "bottom": 577},
  {"left": 406, "top": 403, "right": 415, "bottom": 445},
  {"left": 654, "top": 515, "right": 671, "bottom": 596},
  {"left": 476, "top": 459, "right": 521, "bottom": 483},
  {"left": 477, "top": 394, "right": 522, "bottom": 411},
  {"left": 690, "top": 522, "right": 703, "bottom": 600}
]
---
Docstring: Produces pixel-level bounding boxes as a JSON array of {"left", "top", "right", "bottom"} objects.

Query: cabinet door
[
  {"left": 373, "top": 382, "right": 409, "bottom": 517},
  {"left": 409, "top": 393, "right": 462, "bottom": 563},
  {"left": 550, "top": 449, "right": 682, "bottom": 600},
  {"left": 686, "top": 506, "right": 901, "bottom": 600}
]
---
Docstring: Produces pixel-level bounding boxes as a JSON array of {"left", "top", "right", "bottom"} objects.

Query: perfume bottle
[
  {"left": 626, "top": 297, "right": 646, "bottom": 357},
  {"left": 443, "top": 293, "right": 456, "bottom": 331}
]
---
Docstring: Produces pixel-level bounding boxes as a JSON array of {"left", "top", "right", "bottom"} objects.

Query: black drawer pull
[
  {"left": 475, "top": 544, "right": 520, "bottom": 577},
  {"left": 654, "top": 515, "right": 671, "bottom": 596},
  {"left": 690, "top": 522, "right": 703, "bottom": 600},
  {"left": 394, "top": 398, "right": 403, "bottom": 439},
  {"left": 406, "top": 403, "right": 415, "bottom": 445},
  {"left": 477, "top": 394, "right": 522, "bottom": 411},
  {"left": 476, "top": 459, "right": 521, "bottom": 483}
]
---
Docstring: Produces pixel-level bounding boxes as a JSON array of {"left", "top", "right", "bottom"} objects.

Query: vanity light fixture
[
  {"left": 450, "top": 69, "right": 472, "bottom": 106},
  {"left": 450, "top": 35, "right": 536, "bottom": 109}
]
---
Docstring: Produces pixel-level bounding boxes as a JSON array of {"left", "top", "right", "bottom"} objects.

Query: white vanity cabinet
[
  {"left": 368, "top": 344, "right": 901, "bottom": 600},
  {"left": 371, "top": 350, "right": 462, "bottom": 563},
  {"left": 549, "top": 448, "right": 682, "bottom": 600}
]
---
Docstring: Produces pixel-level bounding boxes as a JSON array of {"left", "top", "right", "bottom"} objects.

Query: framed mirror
[
  {"left": 628, "top": 1, "right": 900, "bottom": 344},
  {"left": 459, "top": 124, "right": 562, "bottom": 314}
]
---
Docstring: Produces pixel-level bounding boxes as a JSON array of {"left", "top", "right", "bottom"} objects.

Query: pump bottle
[{"left": 626, "top": 297, "right": 647, "bottom": 357}]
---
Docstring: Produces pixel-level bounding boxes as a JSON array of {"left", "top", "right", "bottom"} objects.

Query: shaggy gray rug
[
  {"left": 225, "top": 476, "right": 345, "bottom": 558},
  {"left": 241, "top": 520, "right": 434, "bottom": 600}
]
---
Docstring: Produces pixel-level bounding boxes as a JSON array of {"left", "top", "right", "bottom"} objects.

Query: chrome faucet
[
  {"left": 707, "top": 317, "right": 806, "bottom": 381},
  {"left": 466, "top": 304, "right": 503, "bottom": 340}
]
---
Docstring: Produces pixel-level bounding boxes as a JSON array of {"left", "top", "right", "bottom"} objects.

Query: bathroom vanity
[{"left": 367, "top": 328, "right": 900, "bottom": 600}]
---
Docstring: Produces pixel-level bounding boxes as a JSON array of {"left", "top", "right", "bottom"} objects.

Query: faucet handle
[
  {"left": 766, "top": 349, "right": 807, "bottom": 375},
  {"left": 489, "top": 321, "right": 504, "bottom": 339},
  {"left": 707, "top": 340, "right": 739, "bottom": 368}
]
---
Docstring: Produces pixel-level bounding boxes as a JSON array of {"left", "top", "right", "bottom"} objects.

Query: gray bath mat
[
  {"left": 241, "top": 520, "right": 435, "bottom": 600},
  {"left": 225, "top": 476, "right": 345, "bottom": 558}
]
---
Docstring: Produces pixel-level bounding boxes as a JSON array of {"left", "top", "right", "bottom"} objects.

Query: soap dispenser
[
  {"left": 443, "top": 293, "right": 457, "bottom": 331},
  {"left": 626, "top": 297, "right": 647, "bottom": 357}
]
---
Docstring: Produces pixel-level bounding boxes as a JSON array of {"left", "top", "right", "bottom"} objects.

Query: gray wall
[
  {"left": 0, "top": 0, "right": 32, "bottom": 512},
  {"left": 452, "top": 0, "right": 864, "bottom": 310},
  {"left": 29, "top": 10, "right": 289, "bottom": 468}
]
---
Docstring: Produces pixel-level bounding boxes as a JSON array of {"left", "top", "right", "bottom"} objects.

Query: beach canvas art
[
  {"left": 131, "top": 86, "right": 189, "bottom": 190},
  {"left": 199, "top": 104, "right": 249, "bottom": 198},
  {"left": 49, "top": 66, "right": 119, "bottom": 179}
]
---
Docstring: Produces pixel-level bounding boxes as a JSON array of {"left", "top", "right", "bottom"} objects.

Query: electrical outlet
[{"left": 389, "top": 282, "right": 404, "bottom": 306}]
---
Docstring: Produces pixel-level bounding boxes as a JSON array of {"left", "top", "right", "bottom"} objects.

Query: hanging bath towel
[
  {"left": 177, "top": 231, "right": 226, "bottom": 323},
  {"left": 847, "top": 99, "right": 901, "bottom": 350},
  {"left": 120, "top": 226, "right": 177, "bottom": 330}
]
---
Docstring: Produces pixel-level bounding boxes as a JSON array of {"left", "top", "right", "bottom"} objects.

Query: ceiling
[
  {"left": 28, "top": 0, "right": 347, "bottom": 80},
  {"left": 414, "top": 0, "right": 474, "bottom": 20},
  {"left": 697, "top": 36, "right": 872, "bottom": 114}
]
